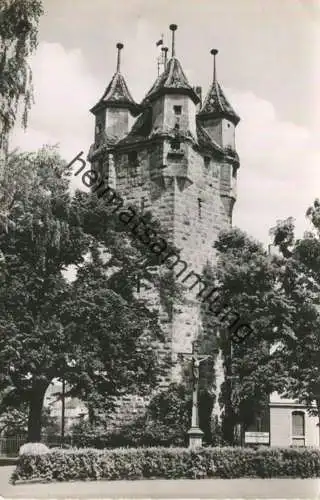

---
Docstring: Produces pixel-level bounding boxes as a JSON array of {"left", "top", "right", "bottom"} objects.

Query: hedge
[{"left": 11, "top": 446, "right": 320, "bottom": 483}]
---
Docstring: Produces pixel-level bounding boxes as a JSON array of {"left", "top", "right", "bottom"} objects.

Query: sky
[{"left": 10, "top": 0, "right": 320, "bottom": 245}]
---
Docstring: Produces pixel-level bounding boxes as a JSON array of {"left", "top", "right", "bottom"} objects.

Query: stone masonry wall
[{"left": 99, "top": 134, "right": 233, "bottom": 430}]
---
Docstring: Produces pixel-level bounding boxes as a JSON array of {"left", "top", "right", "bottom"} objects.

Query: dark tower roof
[
  {"left": 90, "top": 43, "right": 139, "bottom": 115},
  {"left": 141, "top": 24, "right": 200, "bottom": 106},
  {"left": 141, "top": 57, "right": 200, "bottom": 105},
  {"left": 198, "top": 49, "right": 240, "bottom": 126}
]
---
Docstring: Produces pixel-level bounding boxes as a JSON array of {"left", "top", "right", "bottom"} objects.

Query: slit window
[
  {"left": 136, "top": 275, "right": 141, "bottom": 293},
  {"left": 174, "top": 105, "right": 182, "bottom": 115},
  {"left": 140, "top": 197, "right": 145, "bottom": 212},
  {"left": 198, "top": 198, "right": 202, "bottom": 219}
]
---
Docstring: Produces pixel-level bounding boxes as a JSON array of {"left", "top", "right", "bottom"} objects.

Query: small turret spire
[
  {"left": 210, "top": 48, "right": 218, "bottom": 82},
  {"left": 116, "top": 42, "right": 124, "bottom": 72},
  {"left": 169, "top": 24, "right": 177, "bottom": 57}
]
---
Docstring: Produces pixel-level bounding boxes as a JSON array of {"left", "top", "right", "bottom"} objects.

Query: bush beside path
[{"left": 11, "top": 446, "right": 320, "bottom": 484}]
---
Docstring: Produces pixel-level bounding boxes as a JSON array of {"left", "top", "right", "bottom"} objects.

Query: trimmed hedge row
[{"left": 11, "top": 446, "right": 320, "bottom": 483}]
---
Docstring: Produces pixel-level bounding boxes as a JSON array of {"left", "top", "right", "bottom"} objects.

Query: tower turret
[
  {"left": 140, "top": 24, "right": 200, "bottom": 139},
  {"left": 198, "top": 49, "right": 240, "bottom": 148},
  {"left": 198, "top": 49, "right": 240, "bottom": 222},
  {"left": 89, "top": 43, "right": 139, "bottom": 151}
]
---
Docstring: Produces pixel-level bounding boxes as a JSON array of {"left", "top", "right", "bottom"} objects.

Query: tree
[
  {"left": 0, "top": 146, "right": 170, "bottom": 441},
  {"left": 270, "top": 201, "right": 320, "bottom": 433},
  {"left": 0, "top": 0, "right": 43, "bottom": 157},
  {"left": 203, "top": 228, "right": 293, "bottom": 444}
]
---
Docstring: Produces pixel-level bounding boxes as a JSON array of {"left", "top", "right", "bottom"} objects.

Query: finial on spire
[
  {"left": 116, "top": 42, "right": 124, "bottom": 72},
  {"left": 169, "top": 24, "right": 177, "bottom": 57},
  {"left": 210, "top": 48, "right": 218, "bottom": 82}
]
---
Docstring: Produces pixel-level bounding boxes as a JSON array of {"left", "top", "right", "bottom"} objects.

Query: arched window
[{"left": 292, "top": 411, "right": 305, "bottom": 446}]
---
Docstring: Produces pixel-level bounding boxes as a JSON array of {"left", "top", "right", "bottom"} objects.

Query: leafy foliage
[
  {"left": 202, "top": 228, "right": 292, "bottom": 443},
  {"left": 0, "top": 146, "right": 169, "bottom": 441},
  {"left": 270, "top": 201, "right": 320, "bottom": 419},
  {"left": 11, "top": 446, "right": 320, "bottom": 483},
  {"left": 0, "top": 0, "right": 43, "bottom": 148}
]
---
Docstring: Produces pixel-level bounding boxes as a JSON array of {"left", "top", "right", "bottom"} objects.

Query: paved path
[{"left": 1, "top": 467, "right": 319, "bottom": 499}]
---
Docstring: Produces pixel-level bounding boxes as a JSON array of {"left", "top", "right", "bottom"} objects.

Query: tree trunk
[{"left": 27, "top": 383, "right": 48, "bottom": 442}]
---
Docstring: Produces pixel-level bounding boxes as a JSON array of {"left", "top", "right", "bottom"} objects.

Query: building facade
[
  {"left": 269, "top": 392, "right": 319, "bottom": 447},
  {"left": 87, "top": 26, "right": 240, "bottom": 426}
]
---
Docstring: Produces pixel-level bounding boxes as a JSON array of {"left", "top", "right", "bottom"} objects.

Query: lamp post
[
  {"left": 61, "top": 356, "right": 76, "bottom": 448},
  {"left": 61, "top": 377, "right": 65, "bottom": 448},
  {"left": 178, "top": 340, "right": 211, "bottom": 449}
]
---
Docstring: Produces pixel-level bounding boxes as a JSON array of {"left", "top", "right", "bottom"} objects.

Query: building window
[
  {"left": 171, "top": 138, "right": 180, "bottom": 150},
  {"left": 198, "top": 198, "right": 202, "bottom": 219},
  {"left": 204, "top": 156, "right": 210, "bottom": 168},
  {"left": 128, "top": 151, "right": 138, "bottom": 166},
  {"left": 292, "top": 411, "right": 305, "bottom": 446},
  {"left": 174, "top": 105, "right": 182, "bottom": 115},
  {"left": 96, "top": 123, "right": 102, "bottom": 134}
]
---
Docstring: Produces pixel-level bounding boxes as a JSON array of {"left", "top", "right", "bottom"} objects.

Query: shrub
[
  {"left": 19, "top": 442, "right": 49, "bottom": 456},
  {"left": 11, "top": 446, "right": 320, "bottom": 484}
]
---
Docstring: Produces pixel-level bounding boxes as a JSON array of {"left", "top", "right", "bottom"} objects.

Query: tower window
[
  {"left": 128, "top": 151, "right": 138, "bottom": 166},
  {"left": 96, "top": 123, "right": 102, "bottom": 134},
  {"left": 292, "top": 411, "right": 305, "bottom": 446},
  {"left": 174, "top": 105, "right": 182, "bottom": 115},
  {"left": 204, "top": 156, "right": 210, "bottom": 168},
  {"left": 198, "top": 198, "right": 202, "bottom": 219},
  {"left": 171, "top": 139, "right": 180, "bottom": 150}
]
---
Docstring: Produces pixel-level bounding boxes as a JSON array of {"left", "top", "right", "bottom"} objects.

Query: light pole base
[{"left": 188, "top": 427, "right": 204, "bottom": 449}]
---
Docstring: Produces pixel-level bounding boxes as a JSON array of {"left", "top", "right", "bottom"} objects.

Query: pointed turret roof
[
  {"left": 198, "top": 49, "right": 240, "bottom": 125},
  {"left": 90, "top": 43, "right": 139, "bottom": 115},
  {"left": 142, "top": 56, "right": 200, "bottom": 105},
  {"left": 141, "top": 24, "right": 200, "bottom": 106}
]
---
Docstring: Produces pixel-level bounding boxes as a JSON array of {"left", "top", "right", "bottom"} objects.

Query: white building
[{"left": 269, "top": 392, "right": 319, "bottom": 447}]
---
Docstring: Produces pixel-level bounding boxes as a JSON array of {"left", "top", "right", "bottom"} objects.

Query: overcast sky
[{"left": 10, "top": 0, "right": 320, "bottom": 245}]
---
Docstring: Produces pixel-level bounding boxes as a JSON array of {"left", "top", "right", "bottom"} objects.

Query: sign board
[{"left": 245, "top": 432, "right": 269, "bottom": 444}]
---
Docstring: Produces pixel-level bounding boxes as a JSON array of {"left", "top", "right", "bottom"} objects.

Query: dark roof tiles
[
  {"left": 141, "top": 57, "right": 200, "bottom": 105},
  {"left": 90, "top": 71, "right": 138, "bottom": 114},
  {"left": 199, "top": 81, "right": 240, "bottom": 125}
]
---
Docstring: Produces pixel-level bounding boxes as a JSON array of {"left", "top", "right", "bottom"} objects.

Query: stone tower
[{"left": 88, "top": 26, "right": 240, "bottom": 425}]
